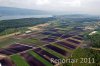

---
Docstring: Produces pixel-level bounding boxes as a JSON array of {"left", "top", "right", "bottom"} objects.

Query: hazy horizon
[{"left": 0, "top": 0, "right": 100, "bottom": 15}]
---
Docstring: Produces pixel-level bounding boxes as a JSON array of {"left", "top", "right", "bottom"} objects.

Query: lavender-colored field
[
  {"left": 6, "top": 49, "right": 19, "bottom": 53},
  {"left": 34, "top": 48, "right": 41, "bottom": 52},
  {"left": 51, "top": 33, "right": 62, "bottom": 37},
  {"left": 9, "top": 45, "right": 32, "bottom": 52},
  {"left": 72, "top": 37, "right": 83, "bottom": 40},
  {"left": 56, "top": 42, "right": 76, "bottom": 49},
  {"left": 67, "top": 39, "right": 80, "bottom": 44},
  {"left": 45, "top": 45, "right": 68, "bottom": 56},
  {"left": 0, "top": 50, "right": 13, "bottom": 55},
  {"left": 42, "top": 38, "right": 56, "bottom": 42},
  {"left": 21, "top": 52, "right": 45, "bottom": 66},
  {"left": 61, "top": 34, "right": 73, "bottom": 38},
  {"left": 34, "top": 48, "right": 59, "bottom": 59},
  {"left": 0, "top": 44, "right": 32, "bottom": 55},
  {"left": 34, "top": 48, "right": 59, "bottom": 64},
  {"left": 0, "top": 59, "right": 12, "bottom": 66},
  {"left": 42, "top": 32, "right": 52, "bottom": 35}
]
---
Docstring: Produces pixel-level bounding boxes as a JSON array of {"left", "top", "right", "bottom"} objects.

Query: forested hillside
[
  {"left": 87, "top": 32, "right": 100, "bottom": 48},
  {"left": 0, "top": 17, "right": 55, "bottom": 32}
]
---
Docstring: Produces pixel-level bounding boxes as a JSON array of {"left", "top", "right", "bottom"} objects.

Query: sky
[{"left": 0, "top": 0, "right": 100, "bottom": 15}]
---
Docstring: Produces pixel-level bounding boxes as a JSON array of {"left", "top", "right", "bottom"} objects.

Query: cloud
[
  {"left": 36, "top": 0, "right": 50, "bottom": 5},
  {"left": 57, "top": 0, "right": 81, "bottom": 7},
  {"left": 0, "top": 0, "right": 100, "bottom": 15}
]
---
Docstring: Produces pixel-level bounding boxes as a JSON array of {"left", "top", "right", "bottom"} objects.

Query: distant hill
[
  {"left": 55, "top": 14, "right": 99, "bottom": 18},
  {"left": 0, "top": 7, "right": 49, "bottom": 16}
]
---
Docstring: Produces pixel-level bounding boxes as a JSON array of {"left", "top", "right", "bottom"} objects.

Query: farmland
[{"left": 0, "top": 15, "right": 100, "bottom": 66}]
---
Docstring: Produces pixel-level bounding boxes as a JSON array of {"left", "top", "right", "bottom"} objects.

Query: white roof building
[{"left": 89, "top": 31, "right": 97, "bottom": 35}]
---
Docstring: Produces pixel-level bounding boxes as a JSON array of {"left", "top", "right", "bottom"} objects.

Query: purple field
[
  {"left": 67, "top": 39, "right": 80, "bottom": 44},
  {"left": 21, "top": 52, "right": 45, "bottom": 66},
  {"left": 0, "top": 44, "right": 32, "bottom": 55},
  {"left": 0, "top": 59, "right": 12, "bottom": 66},
  {"left": 0, "top": 50, "right": 13, "bottom": 55},
  {"left": 56, "top": 42, "right": 76, "bottom": 49},
  {"left": 42, "top": 38, "right": 56, "bottom": 42},
  {"left": 51, "top": 33, "right": 62, "bottom": 37},
  {"left": 45, "top": 45, "right": 68, "bottom": 56},
  {"left": 61, "top": 34, "right": 73, "bottom": 38},
  {"left": 72, "top": 36, "right": 83, "bottom": 40},
  {"left": 42, "top": 32, "right": 52, "bottom": 35},
  {"left": 34, "top": 48, "right": 59, "bottom": 64}
]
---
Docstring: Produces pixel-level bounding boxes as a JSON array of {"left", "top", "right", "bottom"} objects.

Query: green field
[
  {"left": 29, "top": 50, "right": 53, "bottom": 66},
  {"left": 11, "top": 54, "right": 30, "bottom": 66},
  {"left": 0, "top": 38, "right": 19, "bottom": 48}
]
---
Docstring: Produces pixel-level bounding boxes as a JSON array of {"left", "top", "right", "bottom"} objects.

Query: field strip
[
  {"left": 0, "top": 32, "right": 20, "bottom": 40},
  {"left": 11, "top": 54, "right": 30, "bottom": 66},
  {"left": 28, "top": 50, "right": 53, "bottom": 66}
]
